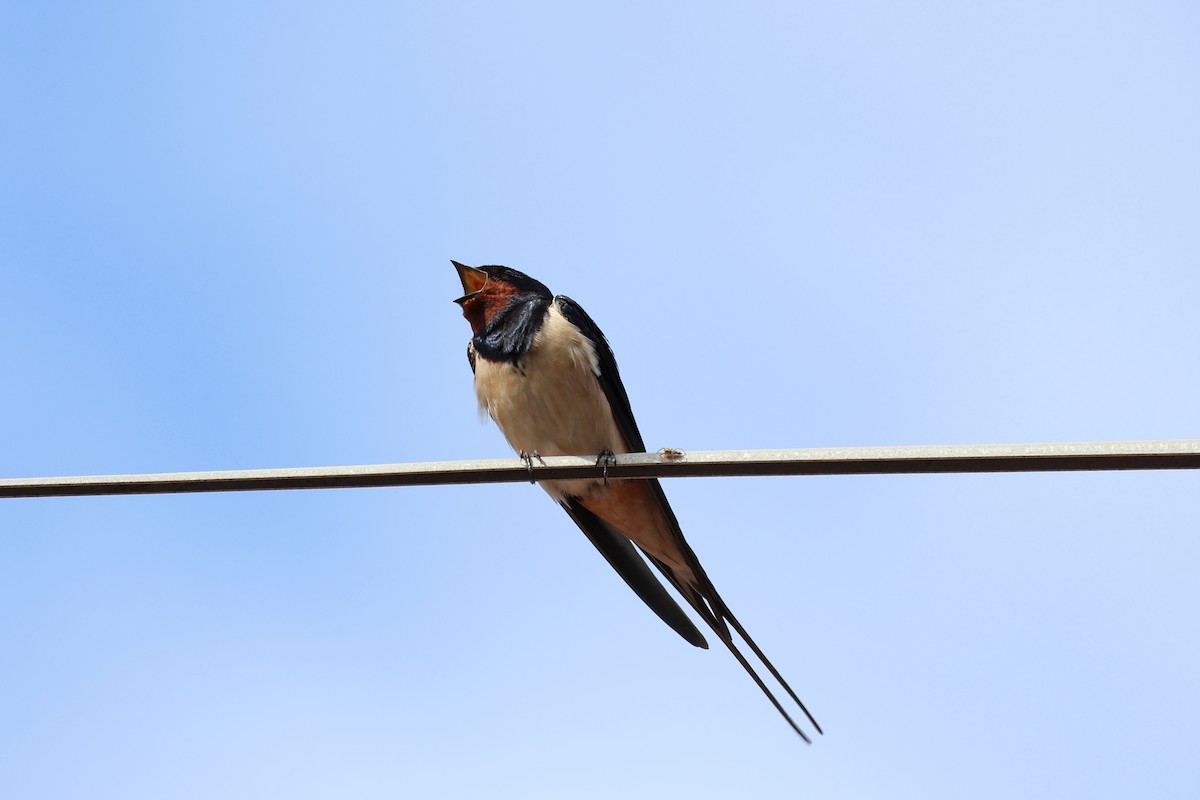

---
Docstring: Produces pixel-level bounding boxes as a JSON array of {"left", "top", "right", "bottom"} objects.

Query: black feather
[
  {"left": 553, "top": 296, "right": 645, "bottom": 451},
  {"left": 562, "top": 498, "right": 708, "bottom": 649},
  {"left": 476, "top": 265, "right": 553, "bottom": 300},
  {"left": 473, "top": 295, "right": 551, "bottom": 365},
  {"left": 554, "top": 293, "right": 823, "bottom": 740}
]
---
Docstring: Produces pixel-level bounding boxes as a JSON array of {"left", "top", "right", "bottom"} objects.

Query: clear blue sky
[{"left": 2, "top": 2, "right": 1198, "bottom": 797}]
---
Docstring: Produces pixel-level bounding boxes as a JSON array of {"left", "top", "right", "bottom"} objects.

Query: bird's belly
[{"left": 473, "top": 320, "right": 627, "bottom": 500}]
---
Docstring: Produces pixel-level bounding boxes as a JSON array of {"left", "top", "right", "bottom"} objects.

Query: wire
[{"left": 2, "top": 439, "right": 1198, "bottom": 499}]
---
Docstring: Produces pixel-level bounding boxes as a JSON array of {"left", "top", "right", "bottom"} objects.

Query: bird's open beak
[{"left": 452, "top": 260, "right": 488, "bottom": 304}]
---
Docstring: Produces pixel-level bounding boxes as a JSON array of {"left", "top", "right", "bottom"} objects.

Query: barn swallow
[{"left": 451, "top": 261, "right": 821, "bottom": 742}]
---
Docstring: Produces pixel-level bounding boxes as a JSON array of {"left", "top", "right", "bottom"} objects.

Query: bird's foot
[
  {"left": 518, "top": 450, "right": 545, "bottom": 483},
  {"left": 595, "top": 449, "right": 616, "bottom": 485}
]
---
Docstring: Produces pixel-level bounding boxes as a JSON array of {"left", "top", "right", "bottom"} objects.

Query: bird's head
[{"left": 452, "top": 261, "right": 552, "bottom": 335}]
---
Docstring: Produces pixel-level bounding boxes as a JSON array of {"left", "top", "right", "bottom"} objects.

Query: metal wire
[{"left": 2, "top": 439, "right": 1198, "bottom": 499}]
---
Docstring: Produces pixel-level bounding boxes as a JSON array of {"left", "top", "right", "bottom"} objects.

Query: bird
[{"left": 451, "top": 260, "right": 821, "bottom": 742}]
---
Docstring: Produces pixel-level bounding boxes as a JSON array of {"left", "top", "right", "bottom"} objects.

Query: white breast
[{"left": 473, "top": 303, "right": 627, "bottom": 500}]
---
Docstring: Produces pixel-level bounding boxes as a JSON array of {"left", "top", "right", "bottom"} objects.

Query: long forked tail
[
  {"left": 721, "top": 604, "right": 824, "bottom": 738},
  {"left": 718, "top": 627, "right": 814, "bottom": 743},
  {"left": 630, "top": 478, "right": 822, "bottom": 742},
  {"left": 646, "top": 551, "right": 823, "bottom": 743}
]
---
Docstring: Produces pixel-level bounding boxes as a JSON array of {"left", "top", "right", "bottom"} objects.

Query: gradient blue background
[{"left": 2, "top": 2, "right": 1198, "bottom": 797}]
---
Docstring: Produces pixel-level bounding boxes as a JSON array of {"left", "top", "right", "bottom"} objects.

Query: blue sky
[{"left": 2, "top": 1, "right": 1198, "bottom": 797}]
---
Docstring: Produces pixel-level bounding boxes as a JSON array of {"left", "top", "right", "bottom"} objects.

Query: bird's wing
[
  {"left": 553, "top": 295, "right": 647, "bottom": 453},
  {"left": 560, "top": 498, "right": 708, "bottom": 648},
  {"left": 555, "top": 294, "right": 822, "bottom": 741}
]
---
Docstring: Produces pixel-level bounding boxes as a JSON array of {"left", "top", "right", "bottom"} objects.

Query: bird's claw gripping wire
[
  {"left": 596, "top": 449, "right": 616, "bottom": 485},
  {"left": 518, "top": 450, "right": 545, "bottom": 483}
]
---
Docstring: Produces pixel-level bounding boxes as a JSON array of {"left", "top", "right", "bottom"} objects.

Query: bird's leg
[
  {"left": 596, "top": 448, "right": 616, "bottom": 486},
  {"left": 518, "top": 450, "right": 545, "bottom": 483}
]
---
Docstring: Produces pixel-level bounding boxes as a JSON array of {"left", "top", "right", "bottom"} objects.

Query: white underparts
[
  {"left": 473, "top": 303, "right": 626, "bottom": 501},
  {"left": 472, "top": 302, "right": 695, "bottom": 584}
]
